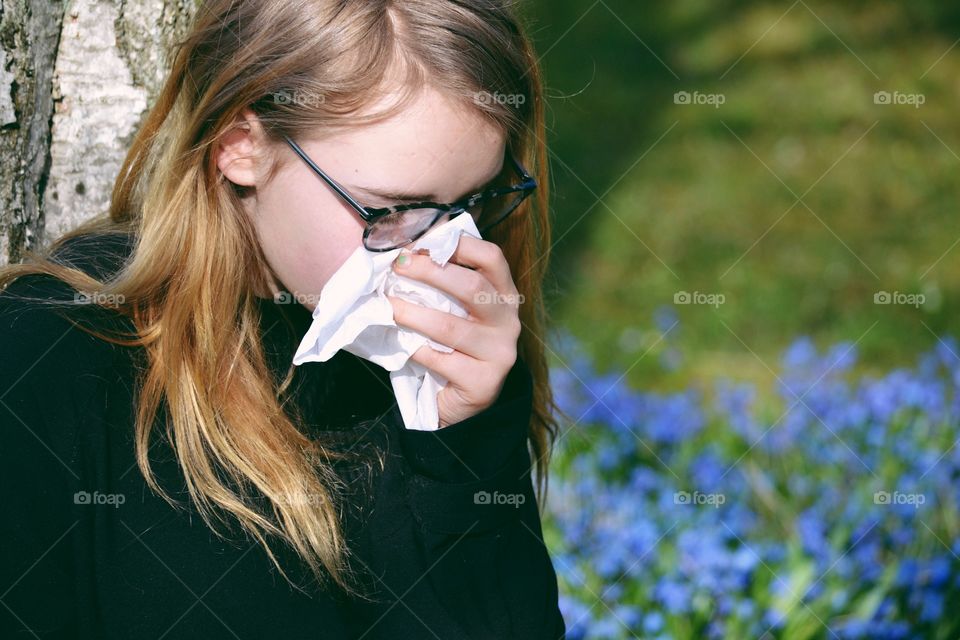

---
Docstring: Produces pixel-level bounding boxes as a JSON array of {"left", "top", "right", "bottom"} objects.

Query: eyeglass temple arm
[
  {"left": 282, "top": 136, "right": 374, "bottom": 222},
  {"left": 454, "top": 154, "right": 536, "bottom": 205},
  {"left": 510, "top": 154, "right": 535, "bottom": 184}
]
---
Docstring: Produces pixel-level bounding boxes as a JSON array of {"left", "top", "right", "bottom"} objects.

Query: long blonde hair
[{"left": 0, "top": 0, "right": 558, "bottom": 595}]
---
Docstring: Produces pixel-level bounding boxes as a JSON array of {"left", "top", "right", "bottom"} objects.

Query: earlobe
[{"left": 216, "top": 109, "right": 260, "bottom": 188}]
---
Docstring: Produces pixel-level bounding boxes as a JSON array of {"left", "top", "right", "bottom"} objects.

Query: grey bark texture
[{"left": 0, "top": 0, "right": 197, "bottom": 266}]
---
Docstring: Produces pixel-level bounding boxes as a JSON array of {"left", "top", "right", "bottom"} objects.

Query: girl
[{"left": 0, "top": 1, "right": 564, "bottom": 638}]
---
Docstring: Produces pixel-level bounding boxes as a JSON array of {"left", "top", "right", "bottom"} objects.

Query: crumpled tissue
[{"left": 292, "top": 213, "right": 482, "bottom": 431}]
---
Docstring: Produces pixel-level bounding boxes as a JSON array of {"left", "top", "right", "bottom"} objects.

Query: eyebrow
[
  {"left": 353, "top": 187, "right": 436, "bottom": 204},
  {"left": 353, "top": 160, "right": 506, "bottom": 205}
]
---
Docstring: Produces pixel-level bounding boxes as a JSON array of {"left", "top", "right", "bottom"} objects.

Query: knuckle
[
  {"left": 489, "top": 242, "right": 512, "bottom": 274},
  {"left": 503, "top": 342, "right": 518, "bottom": 366},
  {"left": 413, "top": 343, "right": 435, "bottom": 366},
  {"left": 493, "top": 337, "right": 518, "bottom": 369},
  {"left": 466, "top": 272, "right": 488, "bottom": 299},
  {"left": 478, "top": 240, "right": 503, "bottom": 264},
  {"left": 506, "top": 315, "right": 522, "bottom": 340},
  {"left": 438, "top": 315, "right": 462, "bottom": 344}
]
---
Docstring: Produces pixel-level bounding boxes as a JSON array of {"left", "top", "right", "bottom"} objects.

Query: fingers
[
  {"left": 391, "top": 236, "right": 520, "bottom": 319},
  {"left": 388, "top": 295, "right": 494, "bottom": 361},
  {"left": 406, "top": 339, "right": 510, "bottom": 413},
  {"left": 446, "top": 235, "right": 518, "bottom": 297},
  {"left": 406, "top": 340, "right": 479, "bottom": 386}
]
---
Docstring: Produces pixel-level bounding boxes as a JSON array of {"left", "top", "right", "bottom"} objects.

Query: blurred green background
[{"left": 524, "top": 0, "right": 960, "bottom": 393}]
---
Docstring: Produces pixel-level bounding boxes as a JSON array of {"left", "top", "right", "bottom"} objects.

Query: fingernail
[{"left": 393, "top": 251, "right": 411, "bottom": 269}]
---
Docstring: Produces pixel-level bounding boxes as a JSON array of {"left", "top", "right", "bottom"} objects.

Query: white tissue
[{"left": 292, "top": 213, "right": 483, "bottom": 431}]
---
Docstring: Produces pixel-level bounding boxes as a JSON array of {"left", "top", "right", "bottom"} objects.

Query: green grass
[{"left": 527, "top": 0, "right": 960, "bottom": 390}]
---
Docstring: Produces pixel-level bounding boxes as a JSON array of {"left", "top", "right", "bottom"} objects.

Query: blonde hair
[{"left": 0, "top": 0, "right": 558, "bottom": 596}]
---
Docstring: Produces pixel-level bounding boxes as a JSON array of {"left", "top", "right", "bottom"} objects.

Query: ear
[{"left": 216, "top": 107, "right": 262, "bottom": 188}]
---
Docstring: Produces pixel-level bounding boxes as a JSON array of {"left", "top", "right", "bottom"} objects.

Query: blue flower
[
  {"left": 782, "top": 335, "right": 818, "bottom": 369},
  {"left": 654, "top": 579, "right": 691, "bottom": 614},
  {"left": 653, "top": 304, "right": 680, "bottom": 335},
  {"left": 643, "top": 610, "right": 664, "bottom": 634},
  {"left": 546, "top": 331, "right": 960, "bottom": 639}
]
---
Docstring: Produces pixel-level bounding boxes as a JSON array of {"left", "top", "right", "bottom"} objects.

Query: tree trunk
[{"left": 0, "top": 0, "right": 197, "bottom": 266}]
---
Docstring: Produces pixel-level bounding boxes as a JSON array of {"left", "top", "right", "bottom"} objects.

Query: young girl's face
[{"left": 217, "top": 86, "right": 507, "bottom": 311}]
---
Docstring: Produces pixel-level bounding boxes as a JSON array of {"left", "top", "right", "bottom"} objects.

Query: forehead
[{"left": 300, "top": 86, "right": 507, "bottom": 200}]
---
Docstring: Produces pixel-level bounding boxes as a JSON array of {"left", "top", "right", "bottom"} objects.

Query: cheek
[{"left": 251, "top": 176, "right": 365, "bottom": 302}]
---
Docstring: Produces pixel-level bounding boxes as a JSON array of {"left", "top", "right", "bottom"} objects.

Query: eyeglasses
[{"left": 282, "top": 135, "right": 537, "bottom": 252}]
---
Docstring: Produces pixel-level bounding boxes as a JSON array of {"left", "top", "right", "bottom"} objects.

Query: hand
[{"left": 386, "top": 236, "right": 523, "bottom": 428}]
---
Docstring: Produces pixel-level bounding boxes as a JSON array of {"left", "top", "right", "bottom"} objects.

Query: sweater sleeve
[
  {"left": 0, "top": 276, "right": 85, "bottom": 639},
  {"left": 396, "top": 354, "right": 536, "bottom": 483},
  {"left": 364, "top": 356, "right": 567, "bottom": 639}
]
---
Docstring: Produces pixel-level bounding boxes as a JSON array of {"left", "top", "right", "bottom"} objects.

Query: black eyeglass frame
[{"left": 282, "top": 135, "right": 537, "bottom": 252}]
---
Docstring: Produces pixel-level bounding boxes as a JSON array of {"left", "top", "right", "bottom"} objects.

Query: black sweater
[{"left": 0, "top": 233, "right": 565, "bottom": 640}]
